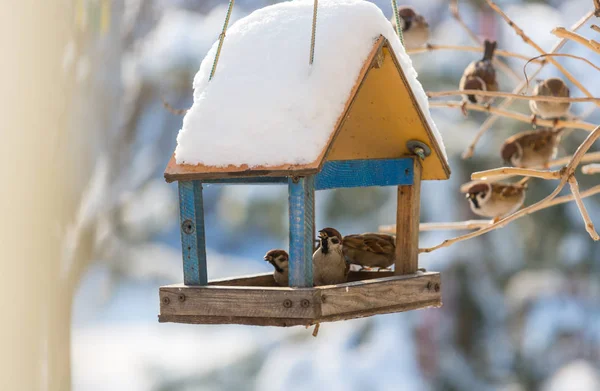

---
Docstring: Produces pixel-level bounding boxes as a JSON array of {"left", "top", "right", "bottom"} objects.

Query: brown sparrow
[
  {"left": 313, "top": 228, "right": 349, "bottom": 286},
  {"left": 390, "top": 7, "right": 430, "bottom": 49},
  {"left": 464, "top": 182, "right": 526, "bottom": 222},
  {"left": 459, "top": 40, "right": 499, "bottom": 115},
  {"left": 342, "top": 233, "right": 395, "bottom": 270},
  {"left": 501, "top": 127, "right": 564, "bottom": 169},
  {"left": 264, "top": 249, "right": 289, "bottom": 287},
  {"left": 529, "top": 78, "right": 570, "bottom": 127}
]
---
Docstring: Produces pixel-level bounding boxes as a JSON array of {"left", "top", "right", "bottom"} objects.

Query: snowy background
[{"left": 69, "top": 0, "right": 600, "bottom": 390}]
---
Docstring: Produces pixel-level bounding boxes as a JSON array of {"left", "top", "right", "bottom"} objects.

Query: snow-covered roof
[{"left": 171, "top": 0, "right": 448, "bottom": 180}]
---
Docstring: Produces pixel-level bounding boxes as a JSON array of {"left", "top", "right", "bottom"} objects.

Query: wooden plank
[
  {"left": 201, "top": 177, "right": 287, "bottom": 185},
  {"left": 395, "top": 158, "right": 422, "bottom": 275},
  {"left": 324, "top": 39, "right": 451, "bottom": 180},
  {"left": 164, "top": 154, "right": 318, "bottom": 183},
  {"left": 159, "top": 285, "right": 319, "bottom": 319},
  {"left": 314, "top": 158, "right": 413, "bottom": 190},
  {"left": 288, "top": 176, "right": 315, "bottom": 287},
  {"left": 319, "top": 272, "right": 440, "bottom": 316},
  {"left": 206, "top": 270, "right": 394, "bottom": 287},
  {"left": 178, "top": 181, "right": 208, "bottom": 285},
  {"left": 158, "top": 272, "right": 441, "bottom": 326}
]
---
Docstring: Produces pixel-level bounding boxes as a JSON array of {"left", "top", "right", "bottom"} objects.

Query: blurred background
[{"left": 3, "top": 0, "right": 600, "bottom": 390}]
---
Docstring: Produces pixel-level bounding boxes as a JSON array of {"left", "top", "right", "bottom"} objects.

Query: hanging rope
[
  {"left": 209, "top": 0, "right": 235, "bottom": 80},
  {"left": 390, "top": 0, "right": 405, "bottom": 47},
  {"left": 309, "top": 0, "right": 318, "bottom": 65}
]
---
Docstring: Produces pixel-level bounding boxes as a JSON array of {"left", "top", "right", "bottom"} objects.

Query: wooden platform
[{"left": 158, "top": 271, "right": 441, "bottom": 327}]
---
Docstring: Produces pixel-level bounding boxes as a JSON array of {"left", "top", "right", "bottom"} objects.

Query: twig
[
  {"left": 471, "top": 167, "right": 561, "bottom": 181},
  {"left": 486, "top": 1, "right": 600, "bottom": 108},
  {"left": 582, "top": 164, "right": 600, "bottom": 174},
  {"left": 407, "top": 44, "right": 543, "bottom": 62},
  {"left": 548, "top": 152, "right": 600, "bottom": 169},
  {"left": 592, "top": 25, "right": 600, "bottom": 34},
  {"left": 312, "top": 323, "right": 320, "bottom": 337},
  {"left": 429, "top": 101, "right": 597, "bottom": 131},
  {"left": 427, "top": 90, "right": 600, "bottom": 103},
  {"left": 420, "top": 125, "right": 600, "bottom": 253},
  {"left": 595, "top": 0, "right": 600, "bottom": 17},
  {"left": 524, "top": 53, "right": 600, "bottom": 75},
  {"left": 450, "top": 0, "right": 522, "bottom": 82},
  {"left": 461, "top": 11, "right": 595, "bottom": 159},
  {"left": 552, "top": 27, "right": 600, "bottom": 55},
  {"left": 382, "top": 185, "right": 600, "bottom": 234},
  {"left": 161, "top": 97, "right": 188, "bottom": 116},
  {"left": 568, "top": 176, "right": 600, "bottom": 240}
]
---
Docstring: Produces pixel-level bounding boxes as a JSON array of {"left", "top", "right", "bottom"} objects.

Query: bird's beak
[
  {"left": 318, "top": 231, "right": 327, "bottom": 239},
  {"left": 263, "top": 256, "right": 271, "bottom": 261}
]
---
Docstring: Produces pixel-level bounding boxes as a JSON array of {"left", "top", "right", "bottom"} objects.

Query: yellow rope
[
  {"left": 309, "top": 0, "right": 318, "bottom": 65},
  {"left": 210, "top": 0, "right": 235, "bottom": 80}
]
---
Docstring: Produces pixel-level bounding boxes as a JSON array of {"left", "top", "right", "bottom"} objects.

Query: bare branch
[
  {"left": 582, "top": 163, "right": 600, "bottom": 174},
  {"left": 471, "top": 167, "right": 562, "bottom": 181},
  {"left": 568, "top": 176, "right": 600, "bottom": 240},
  {"left": 462, "top": 11, "right": 595, "bottom": 159},
  {"left": 486, "top": 1, "right": 600, "bottom": 108},
  {"left": 552, "top": 27, "right": 600, "bottom": 55},
  {"left": 407, "top": 44, "right": 543, "bottom": 62},
  {"left": 428, "top": 90, "right": 600, "bottom": 103},
  {"left": 429, "top": 101, "right": 597, "bottom": 131},
  {"left": 524, "top": 53, "right": 600, "bottom": 73},
  {"left": 450, "top": 0, "right": 522, "bottom": 82},
  {"left": 419, "top": 125, "right": 600, "bottom": 253}
]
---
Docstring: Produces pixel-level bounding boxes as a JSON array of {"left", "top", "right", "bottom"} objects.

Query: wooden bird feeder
[{"left": 159, "top": 36, "right": 451, "bottom": 327}]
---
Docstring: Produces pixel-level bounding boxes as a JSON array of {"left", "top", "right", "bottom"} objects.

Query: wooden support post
[
  {"left": 178, "top": 181, "right": 208, "bottom": 285},
  {"left": 395, "top": 157, "right": 422, "bottom": 275},
  {"left": 288, "top": 176, "right": 315, "bottom": 287}
]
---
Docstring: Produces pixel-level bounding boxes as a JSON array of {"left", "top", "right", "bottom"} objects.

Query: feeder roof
[{"left": 166, "top": 0, "right": 449, "bottom": 182}]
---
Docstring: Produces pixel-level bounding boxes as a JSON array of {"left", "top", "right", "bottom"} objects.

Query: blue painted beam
[
  {"left": 178, "top": 181, "right": 208, "bottom": 285},
  {"left": 314, "top": 158, "right": 414, "bottom": 190},
  {"left": 201, "top": 177, "right": 287, "bottom": 185},
  {"left": 288, "top": 177, "right": 315, "bottom": 287}
]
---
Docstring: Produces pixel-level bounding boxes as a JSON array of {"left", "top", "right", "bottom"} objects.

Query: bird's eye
[{"left": 331, "top": 238, "right": 340, "bottom": 244}]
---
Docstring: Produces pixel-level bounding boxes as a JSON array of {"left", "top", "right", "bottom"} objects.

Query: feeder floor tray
[{"left": 159, "top": 271, "right": 441, "bottom": 327}]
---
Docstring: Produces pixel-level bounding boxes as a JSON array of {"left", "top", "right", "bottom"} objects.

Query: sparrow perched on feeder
[
  {"left": 464, "top": 182, "right": 527, "bottom": 222},
  {"left": 313, "top": 228, "right": 349, "bottom": 286},
  {"left": 529, "top": 78, "right": 570, "bottom": 127},
  {"left": 501, "top": 128, "right": 564, "bottom": 168},
  {"left": 264, "top": 249, "right": 289, "bottom": 287},
  {"left": 342, "top": 233, "right": 396, "bottom": 270},
  {"left": 459, "top": 40, "right": 499, "bottom": 115},
  {"left": 390, "top": 7, "right": 430, "bottom": 49}
]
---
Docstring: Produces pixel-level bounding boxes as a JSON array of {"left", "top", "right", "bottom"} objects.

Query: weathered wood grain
[
  {"left": 160, "top": 285, "right": 319, "bottom": 318},
  {"left": 288, "top": 176, "right": 315, "bottom": 287},
  {"left": 314, "top": 158, "right": 413, "bottom": 190},
  {"left": 158, "top": 272, "right": 441, "bottom": 326},
  {"left": 395, "top": 158, "right": 422, "bottom": 275},
  {"left": 178, "top": 181, "right": 208, "bottom": 285},
  {"left": 318, "top": 272, "right": 439, "bottom": 316},
  {"left": 208, "top": 273, "right": 278, "bottom": 287}
]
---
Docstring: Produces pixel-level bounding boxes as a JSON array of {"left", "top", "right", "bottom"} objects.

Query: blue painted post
[
  {"left": 288, "top": 176, "right": 315, "bottom": 287},
  {"left": 178, "top": 181, "right": 208, "bottom": 285}
]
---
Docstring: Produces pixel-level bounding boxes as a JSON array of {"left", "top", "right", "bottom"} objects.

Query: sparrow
[
  {"left": 529, "top": 78, "right": 570, "bottom": 127},
  {"left": 500, "top": 127, "right": 564, "bottom": 169},
  {"left": 313, "top": 228, "right": 349, "bottom": 286},
  {"left": 390, "top": 7, "right": 430, "bottom": 50},
  {"left": 264, "top": 249, "right": 289, "bottom": 287},
  {"left": 459, "top": 40, "right": 499, "bottom": 115},
  {"left": 464, "top": 181, "right": 527, "bottom": 222},
  {"left": 342, "top": 233, "right": 396, "bottom": 270}
]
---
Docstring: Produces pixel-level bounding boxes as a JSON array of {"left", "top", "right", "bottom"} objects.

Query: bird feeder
[{"left": 158, "top": 32, "right": 451, "bottom": 326}]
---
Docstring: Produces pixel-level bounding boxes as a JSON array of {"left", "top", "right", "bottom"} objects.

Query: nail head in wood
[
  {"left": 182, "top": 219, "right": 195, "bottom": 235},
  {"left": 283, "top": 299, "right": 293, "bottom": 308},
  {"left": 178, "top": 293, "right": 186, "bottom": 302},
  {"left": 427, "top": 282, "right": 432, "bottom": 290},
  {"left": 434, "top": 283, "right": 440, "bottom": 292},
  {"left": 301, "top": 299, "right": 310, "bottom": 308},
  {"left": 162, "top": 296, "right": 170, "bottom": 305}
]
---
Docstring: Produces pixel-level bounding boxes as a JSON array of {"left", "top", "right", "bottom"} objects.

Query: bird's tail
[{"left": 483, "top": 40, "right": 497, "bottom": 61}]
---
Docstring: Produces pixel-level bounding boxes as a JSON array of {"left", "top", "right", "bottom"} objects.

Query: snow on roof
[{"left": 174, "top": 0, "right": 447, "bottom": 167}]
